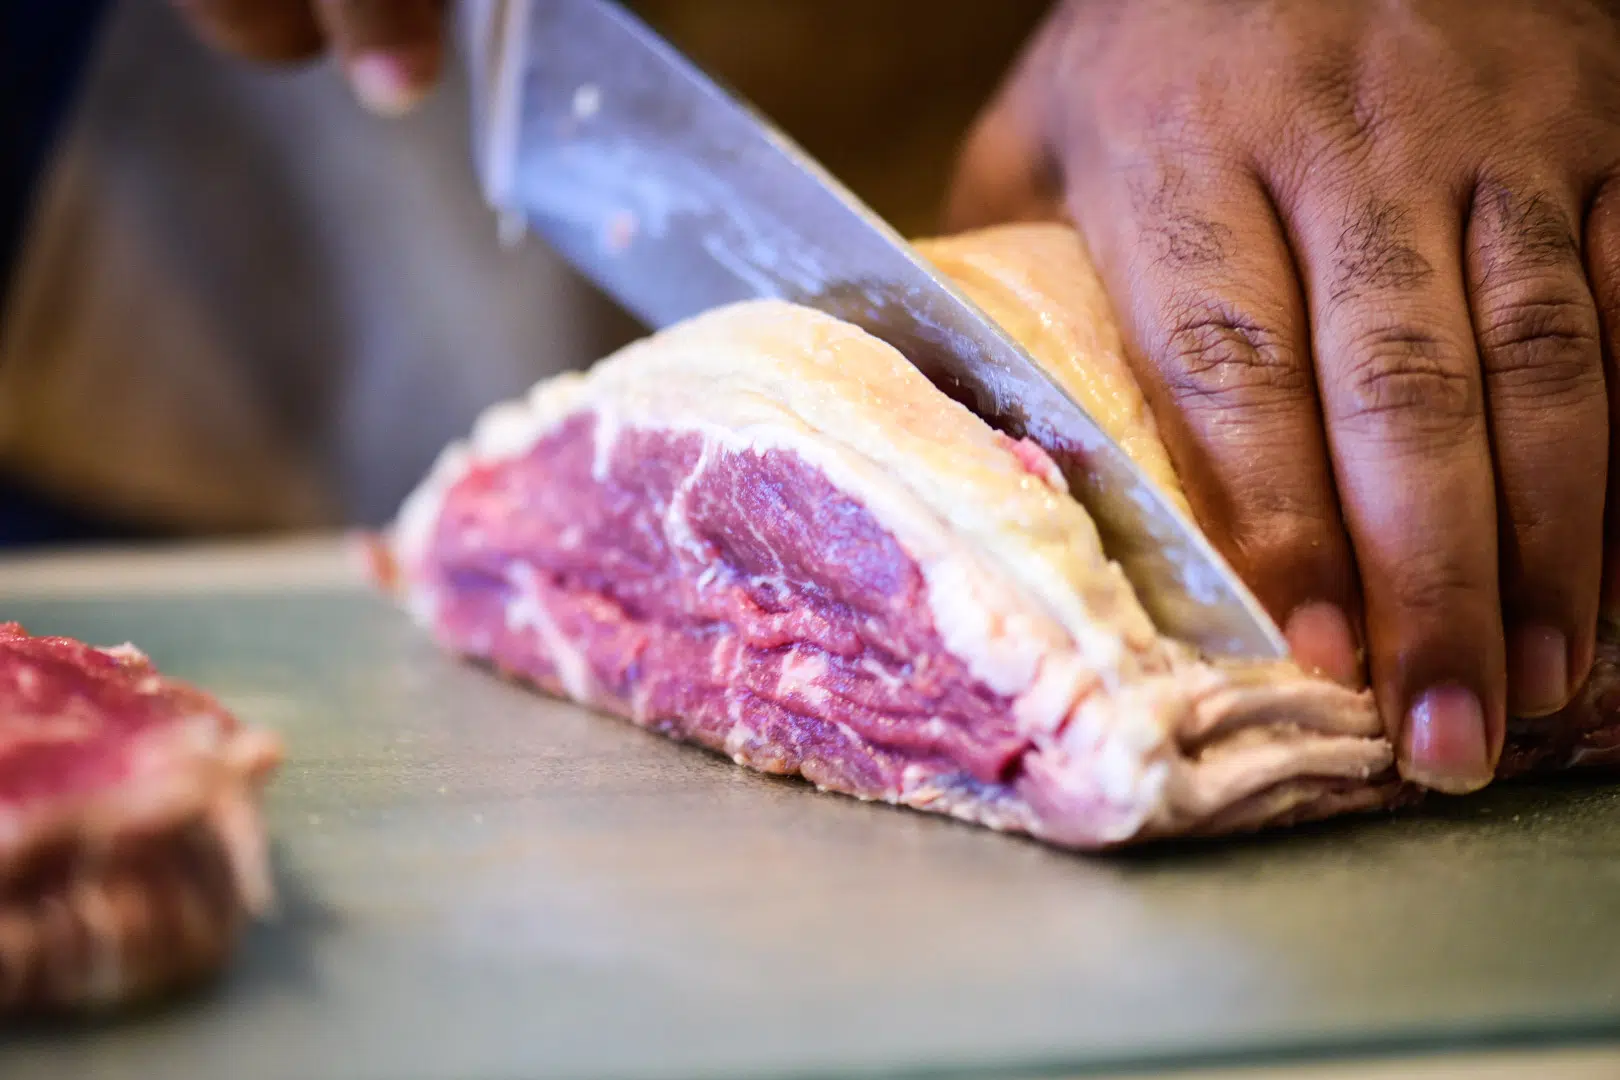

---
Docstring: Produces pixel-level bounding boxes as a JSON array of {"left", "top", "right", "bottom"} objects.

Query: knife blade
[{"left": 455, "top": 0, "right": 1288, "bottom": 661}]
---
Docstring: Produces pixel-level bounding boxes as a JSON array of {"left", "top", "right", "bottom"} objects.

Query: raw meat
[
  {"left": 915, "top": 226, "right": 1191, "bottom": 516},
  {"left": 0, "top": 624, "right": 281, "bottom": 1014},
  {"left": 380, "top": 223, "right": 1618, "bottom": 848}
]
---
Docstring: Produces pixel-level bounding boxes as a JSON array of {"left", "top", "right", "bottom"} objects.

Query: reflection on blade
[{"left": 457, "top": 0, "right": 1288, "bottom": 660}]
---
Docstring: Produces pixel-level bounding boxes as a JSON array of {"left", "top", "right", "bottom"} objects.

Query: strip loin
[
  {"left": 383, "top": 224, "right": 1618, "bottom": 848},
  {"left": 0, "top": 623, "right": 280, "bottom": 1014}
]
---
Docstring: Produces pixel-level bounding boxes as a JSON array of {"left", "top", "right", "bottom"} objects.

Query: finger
[
  {"left": 170, "top": 0, "right": 324, "bottom": 63},
  {"left": 1587, "top": 179, "right": 1620, "bottom": 632},
  {"left": 1293, "top": 186, "right": 1504, "bottom": 793},
  {"left": 941, "top": 15, "right": 1066, "bottom": 232},
  {"left": 1466, "top": 179, "right": 1606, "bottom": 718},
  {"left": 1073, "top": 157, "right": 1363, "bottom": 685},
  {"left": 311, "top": 0, "right": 444, "bottom": 116},
  {"left": 944, "top": 94, "right": 1065, "bottom": 231}
]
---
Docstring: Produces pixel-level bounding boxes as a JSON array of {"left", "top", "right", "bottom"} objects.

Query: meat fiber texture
[
  {"left": 0, "top": 624, "right": 281, "bottom": 1015},
  {"left": 381, "top": 223, "right": 1619, "bottom": 849}
]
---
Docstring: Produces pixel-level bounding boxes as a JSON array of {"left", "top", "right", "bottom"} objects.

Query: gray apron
[{"left": 0, "top": 0, "right": 1044, "bottom": 535}]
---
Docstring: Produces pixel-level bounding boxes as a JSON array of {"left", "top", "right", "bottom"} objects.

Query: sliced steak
[
  {"left": 380, "top": 224, "right": 1617, "bottom": 849},
  {"left": 382, "top": 296, "right": 1398, "bottom": 848},
  {"left": 0, "top": 624, "right": 281, "bottom": 1014}
]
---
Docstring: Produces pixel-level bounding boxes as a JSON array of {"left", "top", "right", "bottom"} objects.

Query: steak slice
[
  {"left": 0, "top": 624, "right": 281, "bottom": 1014},
  {"left": 379, "top": 224, "right": 1617, "bottom": 849}
]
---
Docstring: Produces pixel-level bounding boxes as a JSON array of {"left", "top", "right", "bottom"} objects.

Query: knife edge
[{"left": 458, "top": 0, "right": 1288, "bottom": 661}]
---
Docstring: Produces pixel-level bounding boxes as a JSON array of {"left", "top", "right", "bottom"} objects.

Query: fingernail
[
  {"left": 1285, "top": 602, "right": 1362, "bottom": 686},
  {"left": 1401, "top": 685, "right": 1492, "bottom": 795},
  {"left": 348, "top": 53, "right": 430, "bottom": 117},
  {"left": 1507, "top": 623, "right": 1569, "bottom": 718}
]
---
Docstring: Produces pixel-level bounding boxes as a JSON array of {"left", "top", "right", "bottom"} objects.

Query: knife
[{"left": 453, "top": 0, "right": 1288, "bottom": 661}]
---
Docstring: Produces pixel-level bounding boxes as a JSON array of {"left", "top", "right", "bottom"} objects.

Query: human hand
[
  {"left": 169, "top": 0, "right": 446, "bottom": 115},
  {"left": 946, "top": 0, "right": 1620, "bottom": 793}
]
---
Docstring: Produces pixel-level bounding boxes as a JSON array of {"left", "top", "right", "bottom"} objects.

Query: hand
[
  {"left": 947, "top": 0, "right": 1620, "bottom": 793},
  {"left": 169, "top": 0, "right": 447, "bottom": 115}
]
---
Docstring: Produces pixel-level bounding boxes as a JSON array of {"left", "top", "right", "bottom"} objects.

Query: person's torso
[{"left": 0, "top": 0, "right": 1047, "bottom": 535}]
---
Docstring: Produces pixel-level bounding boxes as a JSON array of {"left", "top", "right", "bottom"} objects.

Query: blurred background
[{"left": 0, "top": 0, "right": 1048, "bottom": 546}]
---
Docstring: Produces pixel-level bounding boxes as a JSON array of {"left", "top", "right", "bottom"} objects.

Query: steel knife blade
[{"left": 454, "top": 0, "right": 1288, "bottom": 660}]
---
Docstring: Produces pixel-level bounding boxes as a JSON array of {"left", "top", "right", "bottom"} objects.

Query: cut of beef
[
  {"left": 0, "top": 624, "right": 281, "bottom": 1014},
  {"left": 381, "top": 223, "right": 1618, "bottom": 849}
]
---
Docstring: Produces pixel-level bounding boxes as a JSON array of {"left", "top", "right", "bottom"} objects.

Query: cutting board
[{"left": 2, "top": 538, "right": 1618, "bottom": 1079}]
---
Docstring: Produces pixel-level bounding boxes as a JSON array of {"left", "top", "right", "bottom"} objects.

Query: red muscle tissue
[{"left": 0, "top": 623, "right": 280, "bottom": 1014}]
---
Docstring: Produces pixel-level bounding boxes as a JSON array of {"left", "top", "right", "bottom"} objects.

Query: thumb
[{"left": 942, "top": 40, "right": 1066, "bottom": 232}]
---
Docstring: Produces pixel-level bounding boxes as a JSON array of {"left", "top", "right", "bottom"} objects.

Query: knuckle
[
  {"left": 1329, "top": 323, "right": 1480, "bottom": 441},
  {"left": 1496, "top": 491, "right": 1591, "bottom": 590},
  {"left": 1127, "top": 80, "right": 1220, "bottom": 146},
  {"left": 1156, "top": 305, "right": 1312, "bottom": 411},
  {"left": 1227, "top": 505, "right": 1340, "bottom": 583},
  {"left": 1503, "top": 505, "right": 1599, "bottom": 599},
  {"left": 1476, "top": 293, "right": 1603, "bottom": 406},
  {"left": 1287, "top": 54, "right": 1432, "bottom": 176},
  {"left": 1293, "top": 56, "right": 1372, "bottom": 149},
  {"left": 1497, "top": 444, "right": 1607, "bottom": 558},
  {"left": 1381, "top": 550, "right": 1484, "bottom": 626},
  {"left": 1232, "top": 472, "right": 1329, "bottom": 527},
  {"left": 1096, "top": 75, "right": 1211, "bottom": 156}
]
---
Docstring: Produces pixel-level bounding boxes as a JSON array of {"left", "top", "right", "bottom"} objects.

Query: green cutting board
[{"left": 2, "top": 541, "right": 1617, "bottom": 1079}]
